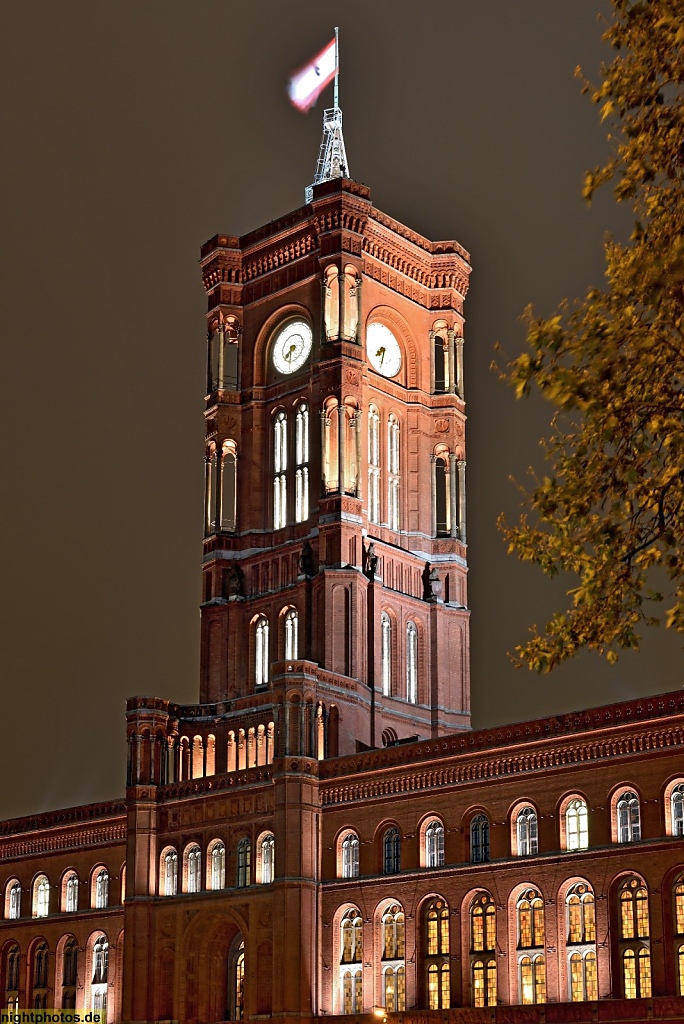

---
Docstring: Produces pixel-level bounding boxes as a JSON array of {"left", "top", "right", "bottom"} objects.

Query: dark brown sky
[{"left": 1, "top": 1, "right": 681, "bottom": 820}]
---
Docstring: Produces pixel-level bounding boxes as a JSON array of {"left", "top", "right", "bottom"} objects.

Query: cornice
[
  {"left": 0, "top": 822, "right": 127, "bottom": 861},
  {"left": 0, "top": 800, "right": 126, "bottom": 839}
]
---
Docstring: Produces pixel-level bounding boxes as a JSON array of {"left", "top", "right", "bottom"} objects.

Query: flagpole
[{"left": 334, "top": 26, "right": 339, "bottom": 109}]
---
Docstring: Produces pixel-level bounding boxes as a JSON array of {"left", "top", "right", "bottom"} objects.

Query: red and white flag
[{"left": 288, "top": 37, "right": 336, "bottom": 113}]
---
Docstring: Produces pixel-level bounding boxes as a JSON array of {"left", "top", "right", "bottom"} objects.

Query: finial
[{"left": 304, "top": 29, "right": 350, "bottom": 203}]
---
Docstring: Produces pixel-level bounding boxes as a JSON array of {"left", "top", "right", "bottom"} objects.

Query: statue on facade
[
  {"left": 298, "top": 541, "right": 315, "bottom": 578},
  {"left": 423, "top": 562, "right": 443, "bottom": 602},
  {"left": 364, "top": 541, "right": 379, "bottom": 579},
  {"left": 226, "top": 563, "right": 244, "bottom": 598}
]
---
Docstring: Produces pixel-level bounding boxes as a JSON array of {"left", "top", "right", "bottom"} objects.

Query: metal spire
[{"left": 305, "top": 28, "right": 349, "bottom": 203}]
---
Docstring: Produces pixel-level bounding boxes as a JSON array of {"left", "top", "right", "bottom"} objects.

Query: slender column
[
  {"left": 449, "top": 453, "right": 458, "bottom": 538},
  {"left": 217, "top": 323, "right": 225, "bottom": 389},
  {"left": 430, "top": 455, "right": 437, "bottom": 537},
  {"left": 204, "top": 455, "right": 213, "bottom": 536},
  {"left": 338, "top": 404, "right": 345, "bottom": 495},
  {"left": 215, "top": 450, "right": 223, "bottom": 532},
  {"left": 429, "top": 330, "right": 436, "bottom": 393},
  {"left": 206, "top": 329, "right": 213, "bottom": 394},
  {"left": 457, "top": 459, "right": 467, "bottom": 543},
  {"left": 447, "top": 329, "right": 457, "bottom": 394},
  {"left": 320, "top": 411, "right": 329, "bottom": 494},
  {"left": 353, "top": 409, "right": 362, "bottom": 498},
  {"left": 455, "top": 336, "right": 465, "bottom": 399}
]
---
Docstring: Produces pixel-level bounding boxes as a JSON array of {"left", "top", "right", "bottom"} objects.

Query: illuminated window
[
  {"left": 232, "top": 941, "right": 245, "bottom": 1021},
  {"left": 566, "top": 799, "right": 589, "bottom": 850},
  {"left": 381, "top": 904, "right": 405, "bottom": 1010},
  {"left": 295, "top": 403, "right": 309, "bottom": 522},
  {"left": 516, "top": 807, "right": 538, "bottom": 856},
  {"left": 567, "top": 883, "right": 596, "bottom": 945},
  {"left": 620, "top": 878, "right": 649, "bottom": 939},
  {"left": 675, "top": 878, "right": 684, "bottom": 935},
  {"left": 470, "top": 891, "right": 498, "bottom": 1006},
  {"left": 470, "top": 815, "right": 490, "bottom": 864},
  {"left": 381, "top": 613, "right": 392, "bottom": 696},
  {"left": 341, "top": 833, "right": 359, "bottom": 879},
  {"left": 210, "top": 841, "right": 226, "bottom": 890},
  {"left": 274, "top": 411, "right": 287, "bottom": 529},
  {"left": 425, "top": 899, "right": 450, "bottom": 1008},
  {"left": 284, "top": 608, "right": 298, "bottom": 661},
  {"left": 618, "top": 878, "right": 651, "bottom": 999},
  {"left": 34, "top": 875, "right": 50, "bottom": 918},
  {"left": 261, "top": 833, "right": 275, "bottom": 884},
  {"left": 617, "top": 792, "right": 641, "bottom": 843},
  {"left": 368, "top": 405, "right": 380, "bottom": 524},
  {"left": 162, "top": 850, "right": 178, "bottom": 896},
  {"left": 383, "top": 827, "right": 401, "bottom": 875},
  {"left": 387, "top": 415, "right": 400, "bottom": 530},
  {"left": 472, "top": 959, "right": 497, "bottom": 1008},
  {"left": 678, "top": 944, "right": 684, "bottom": 996},
  {"left": 8, "top": 881, "right": 21, "bottom": 920},
  {"left": 569, "top": 951, "right": 598, "bottom": 1002},
  {"left": 383, "top": 904, "right": 405, "bottom": 960},
  {"left": 186, "top": 845, "right": 201, "bottom": 893},
  {"left": 341, "top": 908, "right": 363, "bottom": 964},
  {"left": 236, "top": 838, "right": 251, "bottom": 888},
  {"left": 406, "top": 621, "right": 418, "bottom": 703},
  {"left": 517, "top": 889, "right": 545, "bottom": 949},
  {"left": 672, "top": 784, "right": 684, "bottom": 837},
  {"left": 95, "top": 869, "right": 109, "bottom": 909},
  {"left": 565, "top": 883, "right": 597, "bottom": 1001},
  {"left": 341, "top": 969, "right": 363, "bottom": 1015},
  {"left": 425, "top": 821, "right": 444, "bottom": 868},
  {"left": 91, "top": 935, "right": 108, "bottom": 1014},
  {"left": 519, "top": 955, "right": 546, "bottom": 1005},
  {"left": 623, "top": 948, "right": 651, "bottom": 999},
  {"left": 254, "top": 616, "right": 269, "bottom": 688}
]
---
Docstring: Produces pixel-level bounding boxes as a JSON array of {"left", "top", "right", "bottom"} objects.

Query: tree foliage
[{"left": 500, "top": 0, "right": 684, "bottom": 672}]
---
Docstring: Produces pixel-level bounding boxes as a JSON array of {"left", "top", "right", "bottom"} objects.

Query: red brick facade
[{"left": 0, "top": 181, "right": 683, "bottom": 1024}]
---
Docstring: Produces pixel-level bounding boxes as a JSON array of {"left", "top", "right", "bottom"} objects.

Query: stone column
[
  {"left": 447, "top": 328, "right": 457, "bottom": 394},
  {"left": 206, "top": 329, "right": 213, "bottom": 394},
  {"left": 430, "top": 455, "right": 437, "bottom": 537},
  {"left": 449, "top": 453, "right": 458, "bottom": 538},
  {"left": 455, "top": 336, "right": 465, "bottom": 399},
  {"left": 217, "top": 323, "right": 225, "bottom": 389},
  {"left": 204, "top": 455, "right": 213, "bottom": 536},
  {"left": 457, "top": 459, "right": 467, "bottom": 543},
  {"left": 429, "top": 330, "right": 436, "bottom": 393},
  {"left": 320, "top": 410, "right": 329, "bottom": 494}
]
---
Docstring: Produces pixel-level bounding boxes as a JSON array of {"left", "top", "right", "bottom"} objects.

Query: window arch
[
  {"left": 618, "top": 876, "right": 651, "bottom": 999},
  {"left": 62, "top": 937, "right": 78, "bottom": 1009},
  {"left": 468, "top": 890, "right": 498, "bottom": 1005},
  {"left": 406, "top": 621, "right": 418, "bottom": 703},
  {"left": 221, "top": 439, "right": 237, "bottom": 531},
  {"left": 387, "top": 414, "right": 400, "bottom": 530},
  {"left": 515, "top": 806, "right": 539, "bottom": 856},
  {"left": 565, "top": 798, "right": 589, "bottom": 851},
  {"left": 383, "top": 826, "right": 401, "bottom": 875},
  {"left": 273, "top": 410, "right": 287, "bottom": 529},
  {"left": 208, "top": 840, "right": 226, "bottom": 890},
  {"left": 254, "top": 615, "right": 269, "bottom": 688},
  {"left": 424, "top": 898, "right": 449, "bottom": 1008},
  {"left": 284, "top": 607, "right": 298, "bottom": 661},
  {"left": 295, "top": 403, "right": 309, "bottom": 522},
  {"left": 675, "top": 876, "right": 684, "bottom": 995},
  {"left": 434, "top": 455, "right": 449, "bottom": 536},
  {"left": 340, "top": 909, "right": 363, "bottom": 1013},
  {"left": 259, "top": 833, "right": 275, "bottom": 885},
  {"left": 368, "top": 405, "right": 380, "bottom": 524},
  {"left": 425, "top": 820, "right": 445, "bottom": 869},
  {"left": 64, "top": 872, "right": 79, "bottom": 913},
  {"left": 565, "top": 883, "right": 597, "bottom": 1001},
  {"left": 93, "top": 868, "right": 109, "bottom": 909},
  {"left": 5, "top": 879, "right": 21, "bottom": 920},
  {"left": 90, "top": 934, "right": 108, "bottom": 1013},
  {"left": 616, "top": 791, "right": 641, "bottom": 843},
  {"left": 230, "top": 938, "right": 245, "bottom": 1021},
  {"left": 381, "top": 612, "right": 392, "bottom": 696},
  {"left": 517, "top": 887, "right": 545, "bottom": 1003},
  {"left": 160, "top": 848, "right": 178, "bottom": 896},
  {"left": 341, "top": 832, "right": 359, "bottom": 879},
  {"left": 670, "top": 782, "right": 684, "bottom": 837},
  {"left": 33, "top": 875, "right": 50, "bottom": 918},
  {"left": 5, "top": 943, "right": 20, "bottom": 1009},
  {"left": 184, "top": 843, "right": 201, "bottom": 893},
  {"left": 381, "top": 903, "right": 405, "bottom": 1011},
  {"left": 236, "top": 838, "right": 251, "bottom": 888},
  {"left": 470, "top": 814, "right": 490, "bottom": 864}
]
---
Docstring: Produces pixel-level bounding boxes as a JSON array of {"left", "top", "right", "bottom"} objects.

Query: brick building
[{"left": 1, "top": 119, "right": 683, "bottom": 1024}]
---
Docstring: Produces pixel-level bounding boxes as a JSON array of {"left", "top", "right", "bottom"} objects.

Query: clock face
[
  {"left": 272, "top": 320, "right": 313, "bottom": 375},
  {"left": 367, "top": 322, "right": 402, "bottom": 377}
]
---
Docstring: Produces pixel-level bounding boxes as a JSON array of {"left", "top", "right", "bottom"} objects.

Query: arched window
[
  {"left": 566, "top": 883, "right": 597, "bottom": 1001},
  {"left": 519, "top": 955, "right": 546, "bottom": 1005},
  {"left": 470, "top": 815, "right": 490, "bottom": 864},
  {"left": 567, "top": 884, "right": 596, "bottom": 945},
  {"left": 671, "top": 783, "right": 684, "bottom": 837},
  {"left": 568, "top": 951, "right": 598, "bottom": 1002},
  {"left": 617, "top": 791, "right": 641, "bottom": 843},
  {"left": 619, "top": 877, "right": 651, "bottom": 998},
  {"left": 517, "top": 889, "right": 545, "bottom": 950},
  {"left": 162, "top": 849, "right": 178, "bottom": 896},
  {"left": 62, "top": 937, "right": 78, "bottom": 1008},
  {"left": 368, "top": 405, "right": 380, "bottom": 524},
  {"left": 91, "top": 935, "right": 108, "bottom": 1013},
  {"left": 95, "top": 869, "right": 109, "bottom": 909},
  {"left": 434, "top": 333, "right": 447, "bottom": 393},
  {"left": 236, "top": 838, "right": 251, "bottom": 888},
  {"left": 387, "top": 415, "right": 400, "bottom": 530},
  {"left": 340, "top": 909, "right": 363, "bottom": 1013},
  {"left": 273, "top": 410, "right": 287, "bottom": 529},
  {"left": 383, "top": 827, "right": 401, "bottom": 874},
  {"left": 424, "top": 898, "right": 449, "bottom": 1008},
  {"left": 425, "top": 820, "right": 444, "bottom": 869},
  {"left": 675, "top": 877, "right": 684, "bottom": 937},
  {"left": 34, "top": 875, "right": 49, "bottom": 918},
  {"left": 406, "top": 621, "right": 418, "bottom": 703},
  {"left": 210, "top": 841, "right": 225, "bottom": 890},
  {"left": 434, "top": 456, "right": 449, "bottom": 535},
  {"left": 261, "top": 833, "right": 275, "bottom": 884},
  {"left": 32, "top": 941, "right": 48, "bottom": 995},
  {"left": 232, "top": 940, "right": 245, "bottom": 1021},
  {"left": 381, "top": 613, "right": 392, "bottom": 696},
  {"left": 254, "top": 616, "right": 269, "bottom": 688},
  {"left": 516, "top": 806, "right": 538, "bottom": 856},
  {"left": 6, "top": 944, "right": 20, "bottom": 1004},
  {"left": 221, "top": 440, "right": 237, "bottom": 531},
  {"left": 382, "top": 904, "right": 405, "bottom": 1011},
  {"left": 566, "top": 798, "right": 589, "bottom": 850},
  {"left": 64, "top": 872, "right": 78, "bottom": 913},
  {"left": 7, "top": 880, "right": 21, "bottom": 920},
  {"left": 185, "top": 844, "right": 201, "bottom": 893},
  {"left": 284, "top": 608, "right": 298, "bottom": 661},
  {"left": 341, "top": 833, "right": 359, "bottom": 879},
  {"left": 470, "top": 892, "right": 498, "bottom": 1005},
  {"left": 295, "top": 403, "right": 309, "bottom": 522}
]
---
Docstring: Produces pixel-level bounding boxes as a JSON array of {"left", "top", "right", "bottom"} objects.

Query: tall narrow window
[
  {"left": 566, "top": 799, "right": 589, "bottom": 851},
  {"left": 381, "top": 613, "right": 392, "bottom": 696},
  {"left": 516, "top": 807, "right": 538, "bottom": 856},
  {"left": 236, "top": 838, "right": 251, "bottom": 888},
  {"left": 471, "top": 815, "right": 490, "bottom": 864},
  {"left": 295, "top": 403, "right": 309, "bottom": 522},
  {"left": 274, "top": 411, "right": 287, "bottom": 529},
  {"left": 210, "top": 842, "right": 226, "bottom": 890},
  {"left": 517, "top": 889, "right": 545, "bottom": 950},
  {"left": 233, "top": 942, "right": 245, "bottom": 1021},
  {"left": 619, "top": 877, "right": 651, "bottom": 998},
  {"left": 341, "top": 833, "right": 360, "bottom": 879},
  {"left": 6, "top": 944, "right": 20, "bottom": 1004},
  {"left": 383, "top": 827, "right": 401, "bottom": 874},
  {"left": 387, "top": 415, "right": 400, "bottom": 530},
  {"left": 8, "top": 881, "right": 21, "bottom": 919},
  {"left": 186, "top": 845, "right": 201, "bottom": 893},
  {"left": 221, "top": 440, "right": 237, "bottom": 531},
  {"left": 34, "top": 876, "right": 50, "bottom": 918},
  {"left": 95, "top": 869, "right": 109, "bottom": 909},
  {"left": 406, "top": 621, "right": 418, "bottom": 703},
  {"left": 671, "top": 784, "right": 684, "bottom": 836},
  {"left": 425, "top": 899, "right": 450, "bottom": 1008},
  {"left": 340, "top": 909, "right": 363, "bottom": 1014},
  {"left": 368, "top": 405, "right": 380, "bottom": 524},
  {"left": 254, "top": 616, "right": 269, "bottom": 688},
  {"left": 163, "top": 850, "right": 178, "bottom": 896},
  {"left": 617, "top": 791, "right": 641, "bottom": 842},
  {"left": 675, "top": 878, "right": 684, "bottom": 995},
  {"left": 471, "top": 891, "right": 497, "bottom": 1006},
  {"left": 382, "top": 904, "right": 405, "bottom": 1010},
  {"left": 425, "top": 821, "right": 444, "bottom": 868},
  {"left": 284, "top": 608, "right": 298, "bottom": 661},
  {"left": 62, "top": 938, "right": 78, "bottom": 1009},
  {"left": 91, "top": 935, "right": 108, "bottom": 1013},
  {"left": 566, "top": 883, "right": 597, "bottom": 1001},
  {"left": 519, "top": 955, "right": 546, "bottom": 1005},
  {"left": 65, "top": 873, "right": 78, "bottom": 913},
  {"left": 435, "top": 456, "right": 449, "bottom": 535},
  {"left": 261, "top": 834, "right": 275, "bottom": 884}
]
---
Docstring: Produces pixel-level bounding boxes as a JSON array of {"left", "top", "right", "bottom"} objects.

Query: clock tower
[{"left": 198, "top": 163, "right": 471, "bottom": 764}]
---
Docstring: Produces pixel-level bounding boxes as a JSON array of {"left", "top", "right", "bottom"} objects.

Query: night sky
[{"left": 2, "top": 2, "right": 681, "bottom": 821}]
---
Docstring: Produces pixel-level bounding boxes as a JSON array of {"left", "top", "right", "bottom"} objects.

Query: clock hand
[
  {"left": 286, "top": 343, "right": 296, "bottom": 363},
  {"left": 376, "top": 346, "right": 386, "bottom": 366}
]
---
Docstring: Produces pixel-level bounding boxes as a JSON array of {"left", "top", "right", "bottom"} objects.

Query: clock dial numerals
[
  {"left": 272, "top": 320, "right": 313, "bottom": 375},
  {"left": 367, "top": 322, "right": 402, "bottom": 377}
]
